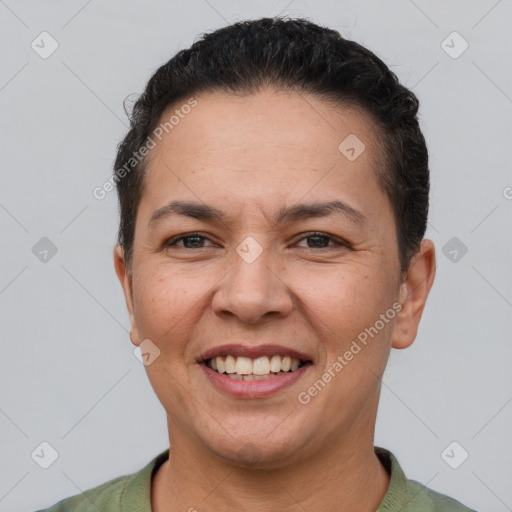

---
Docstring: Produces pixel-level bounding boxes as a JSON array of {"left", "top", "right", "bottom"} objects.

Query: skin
[{"left": 114, "top": 87, "right": 436, "bottom": 511}]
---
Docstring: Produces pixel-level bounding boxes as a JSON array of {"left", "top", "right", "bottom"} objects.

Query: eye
[
  {"left": 163, "top": 231, "right": 351, "bottom": 250},
  {"left": 294, "top": 232, "right": 350, "bottom": 250},
  {"left": 164, "top": 232, "right": 216, "bottom": 249}
]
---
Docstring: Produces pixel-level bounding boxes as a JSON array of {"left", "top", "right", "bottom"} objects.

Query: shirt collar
[
  {"left": 375, "top": 446, "right": 409, "bottom": 510},
  {"left": 120, "top": 446, "right": 409, "bottom": 511},
  {"left": 121, "top": 448, "right": 170, "bottom": 511}
]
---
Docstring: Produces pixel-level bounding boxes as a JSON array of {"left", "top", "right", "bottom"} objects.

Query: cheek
[
  {"left": 298, "top": 265, "right": 389, "bottom": 327},
  {"left": 131, "top": 268, "right": 200, "bottom": 345},
  {"left": 295, "top": 265, "right": 393, "bottom": 372}
]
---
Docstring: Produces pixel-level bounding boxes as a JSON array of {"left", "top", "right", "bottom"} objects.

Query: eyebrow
[{"left": 148, "top": 199, "right": 367, "bottom": 230}]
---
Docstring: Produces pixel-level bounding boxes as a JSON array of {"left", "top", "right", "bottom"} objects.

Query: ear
[
  {"left": 113, "top": 245, "right": 141, "bottom": 347},
  {"left": 392, "top": 239, "right": 436, "bottom": 349}
]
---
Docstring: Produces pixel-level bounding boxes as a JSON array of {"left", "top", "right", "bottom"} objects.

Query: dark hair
[{"left": 113, "top": 16, "right": 429, "bottom": 276}]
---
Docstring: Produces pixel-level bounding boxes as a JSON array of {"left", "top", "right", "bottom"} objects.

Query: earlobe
[
  {"left": 128, "top": 314, "right": 141, "bottom": 347},
  {"left": 113, "top": 245, "right": 141, "bottom": 347},
  {"left": 391, "top": 239, "right": 436, "bottom": 350}
]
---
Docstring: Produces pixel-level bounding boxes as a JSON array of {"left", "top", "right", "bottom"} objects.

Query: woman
[{"left": 37, "top": 16, "right": 476, "bottom": 512}]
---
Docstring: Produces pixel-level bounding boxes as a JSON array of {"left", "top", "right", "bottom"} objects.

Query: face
[{"left": 114, "top": 88, "right": 434, "bottom": 468}]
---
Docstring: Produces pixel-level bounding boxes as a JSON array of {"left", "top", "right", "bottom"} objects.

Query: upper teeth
[{"left": 208, "top": 355, "right": 301, "bottom": 375}]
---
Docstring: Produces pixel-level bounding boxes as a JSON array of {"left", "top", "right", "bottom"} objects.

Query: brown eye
[
  {"left": 164, "top": 233, "right": 215, "bottom": 249},
  {"left": 295, "top": 232, "right": 349, "bottom": 250}
]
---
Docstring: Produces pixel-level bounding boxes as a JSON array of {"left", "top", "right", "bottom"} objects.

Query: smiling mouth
[{"left": 204, "top": 355, "right": 313, "bottom": 381}]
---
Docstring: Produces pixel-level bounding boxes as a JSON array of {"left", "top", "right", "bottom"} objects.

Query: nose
[{"left": 211, "top": 244, "right": 294, "bottom": 324}]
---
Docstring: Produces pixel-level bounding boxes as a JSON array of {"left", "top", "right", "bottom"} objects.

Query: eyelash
[{"left": 164, "top": 232, "right": 350, "bottom": 250}]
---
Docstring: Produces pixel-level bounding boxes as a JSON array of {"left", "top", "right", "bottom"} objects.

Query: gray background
[{"left": 1, "top": 1, "right": 511, "bottom": 511}]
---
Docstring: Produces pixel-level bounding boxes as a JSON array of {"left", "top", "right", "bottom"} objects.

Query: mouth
[
  {"left": 204, "top": 355, "right": 312, "bottom": 381},
  {"left": 198, "top": 344, "right": 314, "bottom": 397}
]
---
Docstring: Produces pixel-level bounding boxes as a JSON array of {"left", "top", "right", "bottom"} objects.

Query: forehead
[
  {"left": 149, "top": 88, "right": 382, "bottom": 165},
  {"left": 139, "top": 88, "right": 389, "bottom": 229}
]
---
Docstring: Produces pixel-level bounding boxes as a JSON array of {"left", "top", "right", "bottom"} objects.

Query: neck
[{"left": 152, "top": 417, "right": 390, "bottom": 511}]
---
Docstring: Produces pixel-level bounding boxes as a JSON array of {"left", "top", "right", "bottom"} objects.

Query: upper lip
[{"left": 198, "top": 344, "right": 313, "bottom": 362}]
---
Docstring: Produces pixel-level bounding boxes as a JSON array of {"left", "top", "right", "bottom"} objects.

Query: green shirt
[{"left": 35, "top": 446, "right": 477, "bottom": 511}]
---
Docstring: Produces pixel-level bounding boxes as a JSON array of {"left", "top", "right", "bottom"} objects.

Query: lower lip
[{"left": 200, "top": 363, "right": 311, "bottom": 398}]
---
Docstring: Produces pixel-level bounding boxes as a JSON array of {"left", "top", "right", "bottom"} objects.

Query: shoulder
[
  {"left": 33, "top": 449, "right": 169, "bottom": 512},
  {"left": 375, "top": 447, "right": 478, "bottom": 512},
  {"left": 33, "top": 474, "right": 129, "bottom": 511},
  {"left": 404, "top": 478, "right": 479, "bottom": 511}
]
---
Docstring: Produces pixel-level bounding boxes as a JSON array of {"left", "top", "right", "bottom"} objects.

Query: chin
[{"left": 203, "top": 429, "right": 309, "bottom": 470}]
